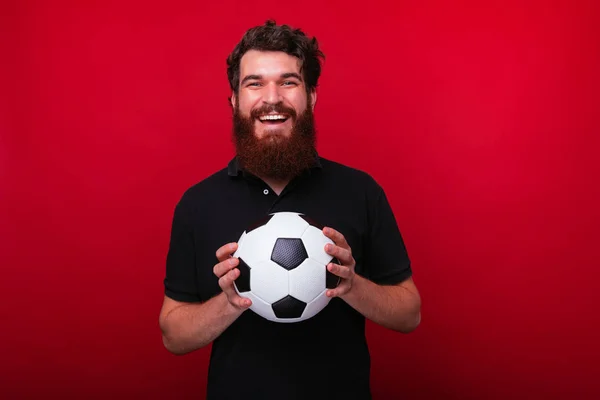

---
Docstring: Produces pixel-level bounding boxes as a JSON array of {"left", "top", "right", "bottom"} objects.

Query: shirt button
[{"left": 263, "top": 189, "right": 269, "bottom": 195}]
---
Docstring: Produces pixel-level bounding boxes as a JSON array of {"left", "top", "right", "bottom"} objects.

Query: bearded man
[{"left": 159, "top": 20, "right": 421, "bottom": 400}]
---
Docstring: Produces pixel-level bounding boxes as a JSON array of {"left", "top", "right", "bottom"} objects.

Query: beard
[{"left": 232, "top": 99, "right": 317, "bottom": 181}]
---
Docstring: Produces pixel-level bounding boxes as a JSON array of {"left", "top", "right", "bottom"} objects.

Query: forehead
[{"left": 239, "top": 50, "right": 302, "bottom": 78}]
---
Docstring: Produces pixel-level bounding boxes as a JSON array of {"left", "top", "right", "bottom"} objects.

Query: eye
[
  {"left": 282, "top": 81, "right": 298, "bottom": 86},
  {"left": 247, "top": 82, "right": 261, "bottom": 87}
]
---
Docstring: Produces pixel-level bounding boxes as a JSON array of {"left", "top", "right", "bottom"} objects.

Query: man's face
[
  {"left": 231, "top": 50, "right": 318, "bottom": 181},
  {"left": 232, "top": 50, "right": 316, "bottom": 139}
]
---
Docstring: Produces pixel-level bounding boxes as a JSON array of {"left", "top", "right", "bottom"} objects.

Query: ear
[
  {"left": 310, "top": 89, "right": 317, "bottom": 111},
  {"left": 230, "top": 92, "right": 238, "bottom": 109}
]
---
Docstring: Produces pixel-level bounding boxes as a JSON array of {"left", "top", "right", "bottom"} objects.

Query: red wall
[{"left": 2, "top": 1, "right": 599, "bottom": 398}]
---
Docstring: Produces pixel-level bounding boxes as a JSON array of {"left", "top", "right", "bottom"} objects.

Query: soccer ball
[{"left": 232, "top": 211, "right": 341, "bottom": 323}]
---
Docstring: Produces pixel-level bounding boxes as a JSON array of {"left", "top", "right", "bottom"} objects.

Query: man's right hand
[{"left": 213, "top": 242, "right": 253, "bottom": 311}]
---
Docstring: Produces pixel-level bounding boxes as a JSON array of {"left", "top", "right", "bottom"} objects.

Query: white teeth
[{"left": 259, "top": 114, "right": 286, "bottom": 121}]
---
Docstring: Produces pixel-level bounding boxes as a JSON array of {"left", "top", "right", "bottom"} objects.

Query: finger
[
  {"left": 326, "top": 282, "right": 349, "bottom": 298},
  {"left": 234, "top": 296, "right": 252, "bottom": 309},
  {"left": 213, "top": 257, "right": 238, "bottom": 278},
  {"left": 323, "top": 227, "right": 349, "bottom": 248},
  {"left": 218, "top": 269, "right": 252, "bottom": 308},
  {"left": 325, "top": 243, "right": 352, "bottom": 265},
  {"left": 215, "top": 242, "right": 238, "bottom": 262},
  {"left": 218, "top": 267, "right": 241, "bottom": 291},
  {"left": 327, "top": 262, "right": 353, "bottom": 279}
]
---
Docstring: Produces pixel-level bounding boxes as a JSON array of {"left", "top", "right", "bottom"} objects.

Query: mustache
[{"left": 250, "top": 103, "right": 297, "bottom": 120}]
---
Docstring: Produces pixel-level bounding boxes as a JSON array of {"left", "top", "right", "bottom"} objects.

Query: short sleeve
[
  {"left": 163, "top": 198, "right": 201, "bottom": 302},
  {"left": 364, "top": 184, "right": 412, "bottom": 285}
]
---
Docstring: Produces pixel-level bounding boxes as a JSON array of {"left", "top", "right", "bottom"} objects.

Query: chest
[{"left": 192, "top": 178, "right": 369, "bottom": 300}]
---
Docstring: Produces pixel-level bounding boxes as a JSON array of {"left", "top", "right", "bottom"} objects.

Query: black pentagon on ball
[
  {"left": 326, "top": 257, "right": 342, "bottom": 289},
  {"left": 271, "top": 238, "right": 308, "bottom": 271},
  {"left": 234, "top": 258, "right": 251, "bottom": 293},
  {"left": 272, "top": 295, "right": 307, "bottom": 319}
]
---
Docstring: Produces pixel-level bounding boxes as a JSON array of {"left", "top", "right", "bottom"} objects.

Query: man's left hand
[{"left": 322, "top": 227, "right": 356, "bottom": 298}]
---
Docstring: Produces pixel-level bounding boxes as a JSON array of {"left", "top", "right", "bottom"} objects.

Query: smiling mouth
[{"left": 257, "top": 113, "right": 290, "bottom": 125}]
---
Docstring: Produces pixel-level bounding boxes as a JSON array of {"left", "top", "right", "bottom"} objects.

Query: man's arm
[
  {"left": 160, "top": 242, "right": 251, "bottom": 355},
  {"left": 323, "top": 227, "right": 421, "bottom": 333},
  {"left": 339, "top": 276, "right": 421, "bottom": 333},
  {"left": 159, "top": 292, "right": 243, "bottom": 355}
]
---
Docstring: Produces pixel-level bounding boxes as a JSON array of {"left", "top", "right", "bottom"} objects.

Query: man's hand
[
  {"left": 323, "top": 227, "right": 357, "bottom": 298},
  {"left": 159, "top": 242, "right": 253, "bottom": 354},
  {"left": 213, "top": 242, "right": 252, "bottom": 311},
  {"left": 322, "top": 227, "right": 421, "bottom": 333}
]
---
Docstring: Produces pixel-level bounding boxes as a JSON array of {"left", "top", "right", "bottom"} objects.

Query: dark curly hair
[{"left": 226, "top": 20, "right": 325, "bottom": 97}]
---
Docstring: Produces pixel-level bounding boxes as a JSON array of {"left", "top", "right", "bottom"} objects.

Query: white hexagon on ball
[
  {"left": 289, "top": 258, "right": 326, "bottom": 303},
  {"left": 234, "top": 225, "right": 277, "bottom": 268},
  {"left": 249, "top": 259, "right": 289, "bottom": 304},
  {"left": 302, "top": 292, "right": 332, "bottom": 321},
  {"left": 301, "top": 225, "right": 335, "bottom": 265},
  {"left": 237, "top": 291, "right": 278, "bottom": 322},
  {"left": 265, "top": 212, "right": 309, "bottom": 237}
]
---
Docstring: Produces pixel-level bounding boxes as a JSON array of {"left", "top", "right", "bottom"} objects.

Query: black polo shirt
[{"left": 164, "top": 155, "right": 412, "bottom": 400}]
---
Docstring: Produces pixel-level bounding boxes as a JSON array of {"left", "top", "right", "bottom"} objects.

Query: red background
[{"left": 2, "top": 0, "right": 599, "bottom": 398}]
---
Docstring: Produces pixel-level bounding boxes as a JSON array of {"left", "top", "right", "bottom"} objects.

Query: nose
[{"left": 262, "top": 82, "right": 283, "bottom": 105}]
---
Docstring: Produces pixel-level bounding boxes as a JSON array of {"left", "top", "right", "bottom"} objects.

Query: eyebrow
[
  {"left": 240, "top": 72, "right": 303, "bottom": 85},
  {"left": 280, "top": 72, "right": 303, "bottom": 81}
]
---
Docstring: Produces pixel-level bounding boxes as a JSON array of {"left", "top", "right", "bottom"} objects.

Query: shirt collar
[{"left": 228, "top": 152, "right": 322, "bottom": 177}]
